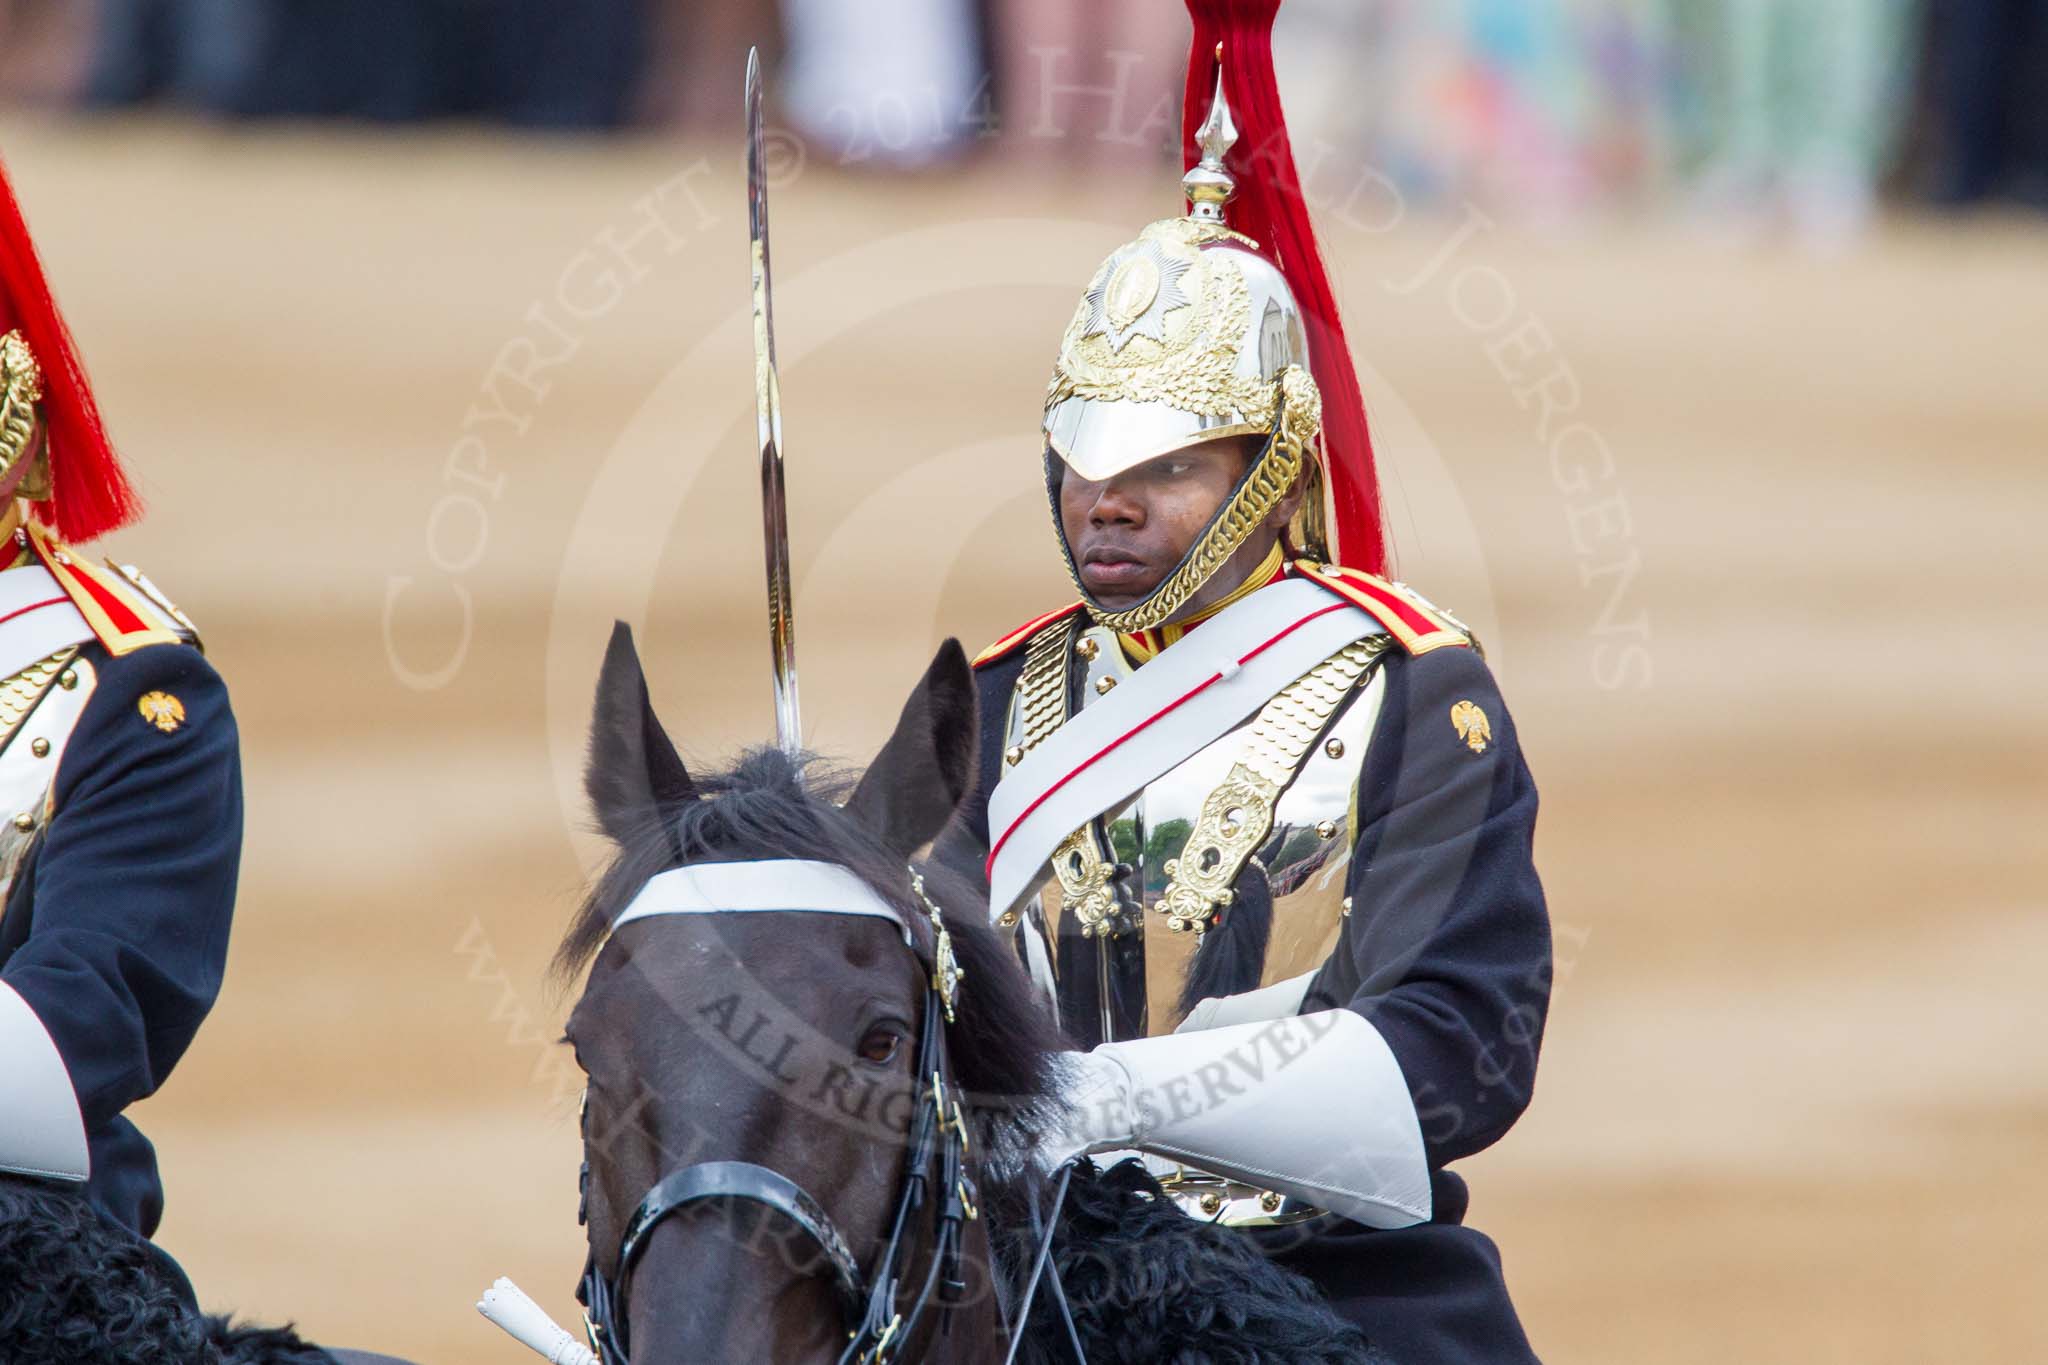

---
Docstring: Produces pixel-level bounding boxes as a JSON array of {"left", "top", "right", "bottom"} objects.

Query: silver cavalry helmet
[{"left": 1040, "top": 67, "right": 1327, "bottom": 633}]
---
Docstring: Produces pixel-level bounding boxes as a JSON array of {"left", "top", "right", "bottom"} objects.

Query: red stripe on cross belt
[
  {"left": 985, "top": 602, "right": 1352, "bottom": 877},
  {"left": 0, "top": 594, "right": 70, "bottom": 629}
]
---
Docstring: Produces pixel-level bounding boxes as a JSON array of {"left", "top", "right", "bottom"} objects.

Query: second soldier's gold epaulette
[
  {"left": 1292, "top": 559, "right": 1474, "bottom": 656},
  {"left": 971, "top": 602, "right": 1084, "bottom": 670},
  {"left": 26, "top": 524, "right": 198, "bottom": 656}
]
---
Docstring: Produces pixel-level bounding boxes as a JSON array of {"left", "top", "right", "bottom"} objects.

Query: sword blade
[{"left": 747, "top": 46, "right": 801, "bottom": 758}]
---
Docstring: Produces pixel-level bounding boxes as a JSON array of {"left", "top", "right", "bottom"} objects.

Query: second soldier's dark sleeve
[{"left": 0, "top": 644, "right": 243, "bottom": 1133}]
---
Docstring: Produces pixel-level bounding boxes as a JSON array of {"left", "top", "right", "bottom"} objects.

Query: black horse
[
  {"left": 556, "top": 623, "right": 1381, "bottom": 1363},
  {"left": 0, "top": 1174, "right": 414, "bottom": 1365}
]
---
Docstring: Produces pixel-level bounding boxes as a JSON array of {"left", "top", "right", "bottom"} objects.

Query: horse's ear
[
  {"left": 844, "top": 639, "right": 978, "bottom": 860},
  {"left": 586, "top": 622, "right": 696, "bottom": 842}
]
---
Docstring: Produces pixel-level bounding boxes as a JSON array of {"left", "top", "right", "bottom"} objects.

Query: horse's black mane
[{"left": 555, "top": 745, "right": 1066, "bottom": 1147}]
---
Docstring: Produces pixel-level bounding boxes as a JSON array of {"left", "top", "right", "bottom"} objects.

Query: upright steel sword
[{"left": 747, "top": 47, "right": 801, "bottom": 758}]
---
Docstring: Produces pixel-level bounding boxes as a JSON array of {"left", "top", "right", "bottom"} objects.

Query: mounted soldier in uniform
[{"left": 935, "top": 4, "right": 1553, "bottom": 1359}]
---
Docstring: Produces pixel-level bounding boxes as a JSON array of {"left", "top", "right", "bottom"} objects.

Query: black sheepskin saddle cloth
[
  {"left": 1016, "top": 1158, "right": 1395, "bottom": 1365},
  {"left": 0, "top": 1177, "right": 332, "bottom": 1365}
]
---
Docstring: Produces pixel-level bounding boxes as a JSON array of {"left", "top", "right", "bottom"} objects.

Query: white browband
[{"left": 612, "top": 859, "right": 911, "bottom": 944}]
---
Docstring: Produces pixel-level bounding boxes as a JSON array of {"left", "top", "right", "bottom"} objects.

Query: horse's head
[{"left": 557, "top": 625, "right": 1061, "bottom": 1363}]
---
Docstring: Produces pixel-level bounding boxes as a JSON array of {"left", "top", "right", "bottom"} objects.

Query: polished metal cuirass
[{"left": 1000, "top": 619, "right": 1390, "bottom": 1046}]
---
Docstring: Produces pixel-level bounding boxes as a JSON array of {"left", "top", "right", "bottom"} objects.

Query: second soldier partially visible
[{"left": 0, "top": 152, "right": 242, "bottom": 1312}]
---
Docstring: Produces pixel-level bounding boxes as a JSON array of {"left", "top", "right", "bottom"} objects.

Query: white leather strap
[
  {"left": 0, "top": 563, "right": 93, "bottom": 679},
  {"left": 612, "top": 859, "right": 910, "bottom": 943},
  {"left": 0, "top": 980, "right": 89, "bottom": 1182},
  {"left": 987, "top": 578, "right": 1382, "bottom": 914},
  {"left": 1093, "top": 1010, "right": 1430, "bottom": 1229}
]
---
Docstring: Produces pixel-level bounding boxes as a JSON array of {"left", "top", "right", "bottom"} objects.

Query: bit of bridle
[{"left": 572, "top": 862, "right": 981, "bottom": 1365}]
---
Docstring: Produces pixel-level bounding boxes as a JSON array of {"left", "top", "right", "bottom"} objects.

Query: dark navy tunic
[
  {"left": 0, "top": 637, "right": 242, "bottom": 1246},
  {"left": 943, "top": 629, "right": 1550, "bottom": 1364}
]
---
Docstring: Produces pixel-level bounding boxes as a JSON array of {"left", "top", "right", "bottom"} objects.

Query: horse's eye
[{"left": 857, "top": 1026, "right": 905, "bottom": 1066}]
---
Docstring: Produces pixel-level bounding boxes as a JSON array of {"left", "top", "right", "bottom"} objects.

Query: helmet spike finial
[{"left": 1182, "top": 44, "right": 1237, "bottom": 223}]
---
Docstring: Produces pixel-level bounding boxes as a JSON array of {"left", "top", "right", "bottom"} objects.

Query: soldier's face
[{"left": 1058, "top": 435, "right": 1263, "bottom": 613}]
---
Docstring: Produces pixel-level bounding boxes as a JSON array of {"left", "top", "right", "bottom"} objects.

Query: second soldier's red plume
[{"left": 0, "top": 156, "right": 141, "bottom": 543}]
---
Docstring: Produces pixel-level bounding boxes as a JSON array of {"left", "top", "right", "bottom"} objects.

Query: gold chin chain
[
  {"left": 1061, "top": 364, "right": 1323, "bottom": 634},
  {"left": 1157, "top": 635, "right": 1391, "bottom": 935}
]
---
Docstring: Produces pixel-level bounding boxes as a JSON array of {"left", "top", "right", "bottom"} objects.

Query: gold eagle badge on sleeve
[{"left": 1450, "top": 699, "right": 1491, "bottom": 755}]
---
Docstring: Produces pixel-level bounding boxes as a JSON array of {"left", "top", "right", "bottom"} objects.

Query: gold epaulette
[
  {"left": 1292, "top": 559, "right": 1473, "bottom": 655},
  {"left": 26, "top": 524, "right": 195, "bottom": 656},
  {"left": 971, "top": 602, "right": 1084, "bottom": 670}
]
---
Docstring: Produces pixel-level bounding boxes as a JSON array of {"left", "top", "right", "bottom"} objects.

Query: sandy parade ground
[{"left": 1, "top": 112, "right": 2042, "bottom": 1363}]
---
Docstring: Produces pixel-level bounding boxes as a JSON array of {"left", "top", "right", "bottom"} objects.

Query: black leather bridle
[{"left": 574, "top": 889, "right": 980, "bottom": 1365}]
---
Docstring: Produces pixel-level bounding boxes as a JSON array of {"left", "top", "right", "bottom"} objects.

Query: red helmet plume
[
  {"left": 0, "top": 155, "right": 141, "bottom": 542},
  {"left": 1181, "top": 0, "right": 1384, "bottom": 575}
]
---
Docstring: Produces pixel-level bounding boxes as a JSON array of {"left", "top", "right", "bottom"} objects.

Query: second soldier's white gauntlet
[
  {"left": 1046, "top": 1010, "right": 1432, "bottom": 1229},
  {"left": 0, "top": 981, "right": 89, "bottom": 1183}
]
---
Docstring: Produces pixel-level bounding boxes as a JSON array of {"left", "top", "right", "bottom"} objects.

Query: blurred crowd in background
[{"left": 0, "top": 0, "right": 2043, "bottom": 242}]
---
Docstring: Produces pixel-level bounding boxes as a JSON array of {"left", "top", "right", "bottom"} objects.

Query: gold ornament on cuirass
[
  {"left": 0, "top": 331, "right": 50, "bottom": 501},
  {"left": 1156, "top": 635, "right": 1389, "bottom": 935}
]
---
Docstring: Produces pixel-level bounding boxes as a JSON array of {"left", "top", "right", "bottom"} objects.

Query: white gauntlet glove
[
  {"left": 1044, "top": 1010, "right": 1430, "bottom": 1229},
  {"left": 1042, "top": 1048, "right": 1142, "bottom": 1168}
]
